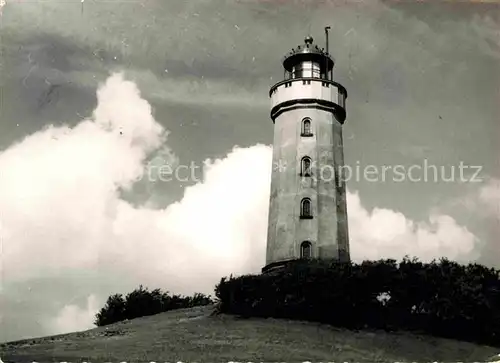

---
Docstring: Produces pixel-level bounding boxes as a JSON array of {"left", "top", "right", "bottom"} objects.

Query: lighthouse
[{"left": 263, "top": 31, "right": 350, "bottom": 272}]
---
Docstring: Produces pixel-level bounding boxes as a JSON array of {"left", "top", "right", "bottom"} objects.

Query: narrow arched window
[
  {"left": 300, "top": 198, "right": 312, "bottom": 218},
  {"left": 301, "top": 118, "right": 312, "bottom": 136},
  {"left": 301, "top": 157, "right": 311, "bottom": 176},
  {"left": 300, "top": 241, "right": 312, "bottom": 259}
]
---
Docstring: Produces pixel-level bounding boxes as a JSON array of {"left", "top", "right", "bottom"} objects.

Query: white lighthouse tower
[{"left": 263, "top": 31, "right": 350, "bottom": 272}]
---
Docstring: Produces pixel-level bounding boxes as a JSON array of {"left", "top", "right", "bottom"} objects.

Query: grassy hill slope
[{"left": 1, "top": 305, "right": 498, "bottom": 362}]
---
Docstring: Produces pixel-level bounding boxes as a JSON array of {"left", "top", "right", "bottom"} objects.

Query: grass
[{"left": 1, "top": 305, "right": 499, "bottom": 362}]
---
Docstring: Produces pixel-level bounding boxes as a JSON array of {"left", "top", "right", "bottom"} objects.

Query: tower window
[
  {"left": 300, "top": 157, "right": 312, "bottom": 176},
  {"left": 300, "top": 198, "right": 312, "bottom": 219},
  {"left": 301, "top": 118, "right": 312, "bottom": 136},
  {"left": 300, "top": 241, "right": 312, "bottom": 259}
]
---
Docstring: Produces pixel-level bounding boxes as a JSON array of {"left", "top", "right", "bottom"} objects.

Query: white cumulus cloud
[
  {"left": 348, "top": 191, "right": 479, "bottom": 263},
  {"left": 49, "top": 294, "right": 99, "bottom": 335}
]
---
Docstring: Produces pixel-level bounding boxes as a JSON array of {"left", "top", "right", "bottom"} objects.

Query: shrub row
[
  {"left": 215, "top": 257, "right": 500, "bottom": 347},
  {"left": 95, "top": 285, "right": 213, "bottom": 326}
]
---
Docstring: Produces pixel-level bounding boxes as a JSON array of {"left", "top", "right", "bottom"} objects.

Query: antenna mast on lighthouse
[{"left": 325, "top": 26, "right": 331, "bottom": 80}]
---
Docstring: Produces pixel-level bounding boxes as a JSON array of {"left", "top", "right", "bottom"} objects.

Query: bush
[
  {"left": 94, "top": 293, "right": 126, "bottom": 327},
  {"left": 215, "top": 257, "right": 500, "bottom": 346},
  {"left": 95, "top": 286, "right": 213, "bottom": 326}
]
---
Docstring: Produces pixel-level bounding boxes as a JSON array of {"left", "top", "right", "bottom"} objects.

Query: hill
[{"left": 1, "top": 305, "right": 499, "bottom": 362}]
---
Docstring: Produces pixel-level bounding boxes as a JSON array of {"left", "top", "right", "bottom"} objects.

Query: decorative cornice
[{"left": 271, "top": 98, "right": 346, "bottom": 124}]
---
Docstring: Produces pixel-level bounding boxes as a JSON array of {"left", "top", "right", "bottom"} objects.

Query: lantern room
[{"left": 282, "top": 36, "right": 335, "bottom": 81}]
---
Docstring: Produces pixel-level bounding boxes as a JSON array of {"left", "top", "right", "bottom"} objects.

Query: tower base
[
  {"left": 261, "top": 259, "right": 299, "bottom": 274},
  {"left": 262, "top": 256, "right": 351, "bottom": 275}
]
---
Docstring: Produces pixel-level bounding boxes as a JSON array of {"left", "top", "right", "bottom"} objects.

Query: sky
[{"left": 0, "top": 0, "right": 499, "bottom": 343}]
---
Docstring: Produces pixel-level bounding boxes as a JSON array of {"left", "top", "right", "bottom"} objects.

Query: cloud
[
  {"left": 49, "top": 295, "right": 99, "bottom": 335},
  {"left": 0, "top": 73, "right": 481, "bottom": 342},
  {"left": 479, "top": 178, "right": 500, "bottom": 218},
  {"left": 1, "top": 72, "right": 171, "bottom": 282},
  {"left": 348, "top": 191, "right": 479, "bottom": 263}
]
